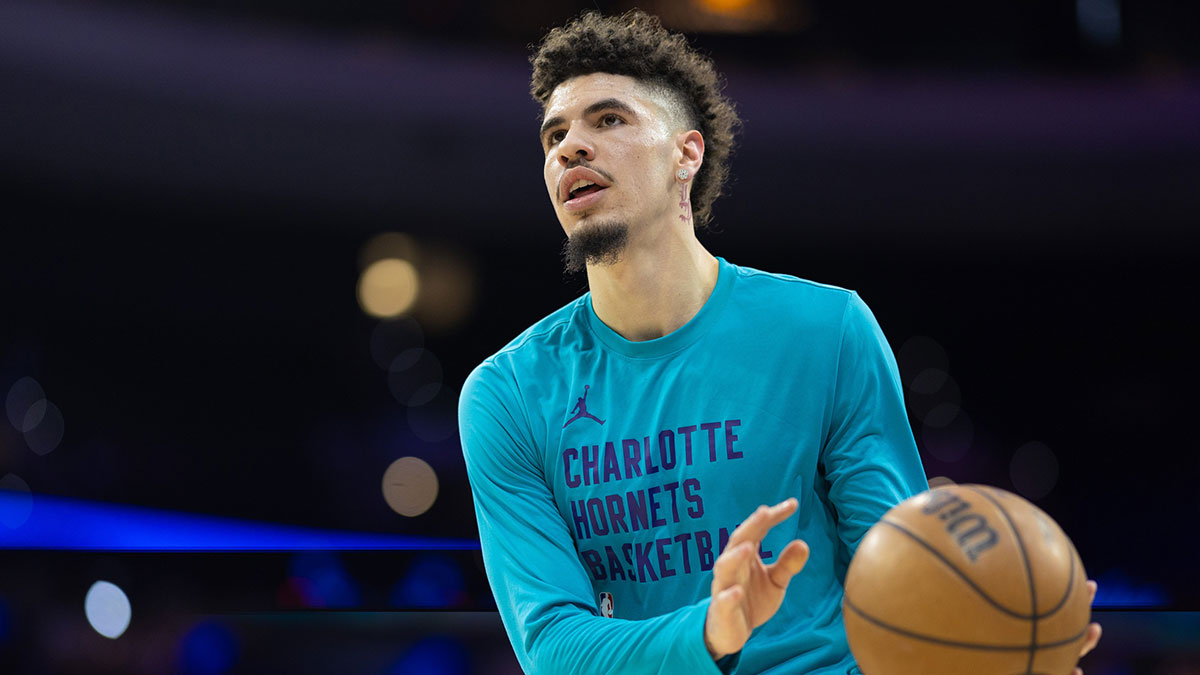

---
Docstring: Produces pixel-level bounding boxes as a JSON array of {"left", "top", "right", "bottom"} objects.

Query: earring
[{"left": 677, "top": 169, "right": 689, "bottom": 181}]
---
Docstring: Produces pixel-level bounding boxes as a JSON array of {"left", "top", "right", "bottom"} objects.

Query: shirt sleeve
[
  {"left": 458, "top": 360, "right": 737, "bottom": 675},
  {"left": 820, "top": 292, "right": 928, "bottom": 566}
]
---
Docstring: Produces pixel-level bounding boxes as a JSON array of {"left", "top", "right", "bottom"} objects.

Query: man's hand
[
  {"left": 704, "top": 498, "right": 810, "bottom": 660},
  {"left": 1072, "top": 580, "right": 1103, "bottom": 675}
]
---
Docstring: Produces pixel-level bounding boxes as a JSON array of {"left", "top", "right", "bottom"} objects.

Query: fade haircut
[{"left": 530, "top": 9, "right": 741, "bottom": 228}]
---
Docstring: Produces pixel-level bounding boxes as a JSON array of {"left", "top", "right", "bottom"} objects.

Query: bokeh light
[
  {"left": 921, "top": 401, "right": 962, "bottom": 429},
  {"left": 382, "top": 456, "right": 439, "bottom": 517},
  {"left": 370, "top": 317, "right": 424, "bottom": 371},
  {"left": 897, "top": 336, "right": 949, "bottom": 388},
  {"left": 22, "top": 399, "right": 64, "bottom": 455},
  {"left": 359, "top": 232, "right": 419, "bottom": 271},
  {"left": 696, "top": 0, "right": 755, "bottom": 12},
  {"left": 275, "top": 575, "right": 324, "bottom": 609},
  {"left": 0, "top": 473, "right": 33, "bottom": 529},
  {"left": 921, "top": 409, "right": 974, "bottom": 462},
  {"left": 358, "top": 258, "right": 420, "bottom": 318},
  {"left": 910, "top": 368, "right": 949, "bottom": 396},
  {"left": 84, "top": 580, "right": 132, "bottom": 639},
  {"left": 178, "top": 620, "right": 239, "bottom": 675},
  {"left": 5, "top": 377, "right": 44, "bottom": 429},
  {"left": 390, "top": 554, "right": 467, "bottom": 609},
  {"left": 407, "top": 388, "right": 459, "bottom": 443},
  {"left": 1009, "top": 441, "right": 1060, "bottom": 501},
  {"left": 287, "top": 551, "right": 361, "bottom": 609},
  {"left": 410, "top": 249, "right": 476, "bottom": 334},
  {"left": 1077, "top": 0, "right": 1122, "bottom": 48},
  {"left": 386, "top": 635, "right": 469, "bottom": 675},
  {"left": 387, "top": 348, "right": 443, "bottom": 407},
  {"left": 907, "top": 370, "right": 962, "bottom": 421}
]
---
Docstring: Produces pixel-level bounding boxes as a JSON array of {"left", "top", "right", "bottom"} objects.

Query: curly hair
[{"left": 530, "top": 10, "right": 741, "bottom": 228}]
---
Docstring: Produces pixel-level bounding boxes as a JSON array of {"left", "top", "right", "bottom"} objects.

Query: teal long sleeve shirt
[{"left": 458, "top": 257, "right": 928, "bottom": 674}]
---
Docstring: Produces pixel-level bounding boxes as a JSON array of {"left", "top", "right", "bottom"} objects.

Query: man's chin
[{"left": 561, "top": 220, "right": 629, "bottom": 274}]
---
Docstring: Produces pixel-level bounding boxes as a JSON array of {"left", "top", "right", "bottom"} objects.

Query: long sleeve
[
  {"left": 820, "top": 292, "right": 928, "bottom": 564},
  {"left": 458, "top": 361, "right": 730, "bottom": 675}
]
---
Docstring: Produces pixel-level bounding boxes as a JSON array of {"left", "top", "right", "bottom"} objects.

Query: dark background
[{"left": 1, "top": 0, "right": 1198, "bottom": 672}]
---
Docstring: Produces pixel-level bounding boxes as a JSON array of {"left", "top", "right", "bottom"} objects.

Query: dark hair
[{"left": 530, "top": 10, "right": 740, "bottom": 228}]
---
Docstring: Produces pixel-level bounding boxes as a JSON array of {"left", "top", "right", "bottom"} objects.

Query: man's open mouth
[{"left": 567, "top": 180, "right": 606, "bottom": 201}]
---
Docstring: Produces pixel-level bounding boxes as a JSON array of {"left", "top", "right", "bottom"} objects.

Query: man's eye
[
  {"left": 547, "top": 130, "right": 566, "bottom": 145},
  {"left": 600, "top": 114, "right": 622, "bottom": 127}
]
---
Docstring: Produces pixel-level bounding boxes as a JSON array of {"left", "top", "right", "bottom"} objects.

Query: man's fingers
[
  {"left": 1080, "top": 622, "right": 1101, "bottom": 657},
  {"left": 766, "top": 539, "right": 810, "bottom": 589},
  {"left": 713, "top": 585, "right": 745, "bottom": 622},
  {"left": 727, "top": 498, "right": 798, "bottom": 549},
  {"left": 708, "top": 584, "right": 750, "bottom": 654},
  {"left": 1078, "top": 581, "right": 1101, "bottom": 661},
  {"left": 712, "top": 542, "right": 755, "bottom": 592}
]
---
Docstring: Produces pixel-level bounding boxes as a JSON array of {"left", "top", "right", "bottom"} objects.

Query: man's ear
[{"left": 676, "top": 129, "right": 705, "bottom": 178}]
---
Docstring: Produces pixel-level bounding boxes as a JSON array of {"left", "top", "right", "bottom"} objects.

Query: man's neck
[{"left": 585, "top": 226, "right": 719, "bottom": 342}]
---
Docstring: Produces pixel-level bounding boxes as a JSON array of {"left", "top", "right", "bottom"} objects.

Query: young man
[{"left": 458, "top": 10, "right": 1097, "bottom": 674}]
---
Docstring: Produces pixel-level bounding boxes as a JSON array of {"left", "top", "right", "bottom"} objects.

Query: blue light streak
[{"left": 0, "top": 489, "right": 479, "bottom": 551}]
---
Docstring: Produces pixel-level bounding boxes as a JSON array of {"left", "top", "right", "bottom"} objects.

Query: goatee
[{"left": 561, "top": 221, "right": 629, "bottom": 274}]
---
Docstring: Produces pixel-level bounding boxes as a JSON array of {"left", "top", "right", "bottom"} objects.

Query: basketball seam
[
  {"left": 966, "top": 486, "right": 1037, "bottom": 675},
  {"left": 1025, "top": 517, "right": 1078, "bottom": 619},
  {"left": 882, "top": 504, "right": 1078, "bottom": 621},
  {"left": 878, "top": 519, "right": 1042, "bottom": 620},
  {"left": 843, "top": 596, "right": 1090, "bottom": 652}
]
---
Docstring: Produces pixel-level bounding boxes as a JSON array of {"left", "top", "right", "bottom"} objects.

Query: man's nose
[{"left": 558, "top": 125, "right": 595, "bottom": 165}]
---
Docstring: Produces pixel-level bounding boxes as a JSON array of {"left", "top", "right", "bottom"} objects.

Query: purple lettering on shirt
[
  {"left": 581, "top": 444, "right": 599, "bottom": 486},
  {"left": 683, "top": 478, "right": 704, "bottom": 518},
  {"left": 701, "top": 421, "right": 722, "bottom": 462},
  {"left": 648, "top": 485, "right": 666, "bottom": 527},
  {"left": 602, "top": 441, "right": 621, "bottom": 482},
  {"left": 605, "top": 494, "right": 628, "bottom": 534},
  {"left": 673, "top": 532, "right": 694, "bottom": 573},
  {"left": 658, "top": 429, "right": 677, "bottom": 469},
  {"left": 759, "top": 540, "right": 774, "bottom": 561},
  {"left": 718, "top": 526, "right": 731, "bottom": 554},
  {"left": 725, "top": 419, "right": 742, "bottom": 459},
  {"left": 626, "top": 490, "right": 649, "bottom": 532},
  {"left": 635, "top": 542, "right": 659, "bottom": 582},
  {"left": 656, "top": 537, "right": 677, "bottom": 578},
  {"left": 677, "top": 425, "right": 697, "bottom": 465},
  {"left": 696, "top": 530, "right": 714, "bottom": 571},
  {"left": 662, "top": 481, "right": 681, "bottom": 523},
  {"left": 582, "top": 549, "right": 605, "bottom": 580},
  {"left": 643, "top": 435, "right": 659, "bottom": 474},
  {"left": 587, "top": 497, "right": 609, "bottom": 536},
  {"left": 563, "top": 448, "right": 580, "bottom": 488},
  {"left": 606, "top": 546, "right": 627, "bottom": 581},
  {"left": 570, "top": 499, "right": 590, "bottom": 539},
  {"left": 622, "top": 439, "right": 643, "bottom": 478}
]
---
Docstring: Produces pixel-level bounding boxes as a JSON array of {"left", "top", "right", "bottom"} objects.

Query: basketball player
[{"left": 458, "top": 10, "right": 1100, "bottom": 673}]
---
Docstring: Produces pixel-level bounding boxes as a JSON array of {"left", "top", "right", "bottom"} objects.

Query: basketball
[{"left": 843, "top": 484, "right": 1091, "bottom": 675}]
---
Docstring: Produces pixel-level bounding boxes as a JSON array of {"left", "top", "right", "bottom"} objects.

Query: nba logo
[{"left": 598, "top": 592, "right": 614, "bottom": 618}]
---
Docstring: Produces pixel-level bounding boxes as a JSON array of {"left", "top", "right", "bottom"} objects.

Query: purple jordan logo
[{"left": 563, "top": 385, "right": 606, "bottom": 428}]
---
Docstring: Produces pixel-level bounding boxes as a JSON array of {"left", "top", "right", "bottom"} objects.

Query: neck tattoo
[{"left": 678, "top": 185, "right": 692, "bottom": 225}]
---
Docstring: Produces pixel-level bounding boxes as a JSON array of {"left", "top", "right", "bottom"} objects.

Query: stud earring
[{"left": 677, "top": 169, "right": 689, "bottom": 181}]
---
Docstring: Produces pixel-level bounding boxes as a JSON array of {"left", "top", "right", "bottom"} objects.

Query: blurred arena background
[{"left": 1, "top": 0, "right": 1198, "bottom": 672}]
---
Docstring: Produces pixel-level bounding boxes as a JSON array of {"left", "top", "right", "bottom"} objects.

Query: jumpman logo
[{"left": 562, "top": 385, "right": 606, "bottom": 428}]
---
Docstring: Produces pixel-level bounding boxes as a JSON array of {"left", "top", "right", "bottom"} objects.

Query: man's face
[{"left": 540, "top": 73, "right": 680, "bottom": 239}]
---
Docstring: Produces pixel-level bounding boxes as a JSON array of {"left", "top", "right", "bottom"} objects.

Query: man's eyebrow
[{"left": 539, "top": 98, "right": 638, "bottom": 141}]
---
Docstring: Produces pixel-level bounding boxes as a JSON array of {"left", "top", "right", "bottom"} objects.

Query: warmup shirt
[{"left": 459, "top": 257, "right": 927, "bottom": 674}]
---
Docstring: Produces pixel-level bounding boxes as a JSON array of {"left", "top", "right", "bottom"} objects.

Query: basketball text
[{"left": 921, "top": 490, "right": 999, "bottom": 562}]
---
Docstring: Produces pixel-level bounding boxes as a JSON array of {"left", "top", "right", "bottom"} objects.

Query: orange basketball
[{"left": 843, "top": 484, "right": 1091, "bottom": 675}]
